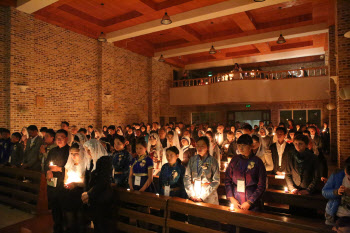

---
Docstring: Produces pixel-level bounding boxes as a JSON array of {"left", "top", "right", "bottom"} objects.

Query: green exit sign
[{"left": 246, "top": 104, "right": 251, "bottom": 108}]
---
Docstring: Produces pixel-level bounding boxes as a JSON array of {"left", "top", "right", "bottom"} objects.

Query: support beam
[
  {"left": 178, "top": 25, "right": 201, "bottom": 42},
  {"left": 254, "top": 43, "right": 271, "bottom": 53},
  {"left": 155, "top": 23, "right": 328, "bottom": 58},
  {"left": 106, "top": 0, "right": 292, "bottom": 42},
  {"left": 233, "top": 12, "right": 257, "bottom": 31},
  {"left": 16, "top": 0, "right": 58, "bottom": 14},
  {"left": 185, "top": 47, "right": 325, "bottom": 70}
]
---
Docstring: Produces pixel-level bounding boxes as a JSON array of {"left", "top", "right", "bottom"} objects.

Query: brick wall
[
  {"left": 0, "top": 7, "right": 10, "bottom": 128},
  {"left": 336, "top": 0, "right": 350, "bottom": 167}
]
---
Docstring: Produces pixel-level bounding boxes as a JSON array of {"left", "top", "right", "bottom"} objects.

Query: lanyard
[{"left": 197, "top": 155, "right": 209, "bottom": 176}]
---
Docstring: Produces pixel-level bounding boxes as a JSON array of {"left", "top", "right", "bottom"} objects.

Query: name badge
[
  {"left": 237, "top": 179, "right": 245, "bottom": 193},
  {"left": 134, "top": 176, "right": 141, "bottom": 186},
  {"left": 164, "top": 185, "right": 170, "bottom": 196}
]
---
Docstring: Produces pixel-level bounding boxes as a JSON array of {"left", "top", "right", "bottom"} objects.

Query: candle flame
[
  {"left": 49, "top": 161, "right": 54, "bottom": 166},
  {"left": 230, "top": 203, "right": 234, "bottom": 211},
  {"left": 65, "top": 171, "right": 83, "bottom": 185}
]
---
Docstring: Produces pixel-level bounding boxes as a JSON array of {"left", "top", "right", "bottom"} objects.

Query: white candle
[
  {"left": 49, "top": 161, "right": 54, "bottom": 166},
  {"left": 225, "top": 144, "right": 229, "bottom": 149},
  {"left": 230, "top": 203, "right": 234, "bottom": 211},
  {"left": 194, "top": 180, "right": 202, "bottom": 198},
  {"left": 284, "top": 186, "right": 288, "bottom": 193},
  {"left": 127, "top": 188, "right": 130, "bottom": 191},
  {"left": 156, "top": 193, "right": 160, "bottom": 197},
  {"left": 224, "top": 162, "right": 228, "bottom": 171}
]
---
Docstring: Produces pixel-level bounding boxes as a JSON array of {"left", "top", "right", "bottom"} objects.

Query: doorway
[{"left": 227, "top": 110, "right": 270, "bottom": 127}]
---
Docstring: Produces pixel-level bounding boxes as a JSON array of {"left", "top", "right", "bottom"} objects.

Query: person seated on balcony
[
  {"left": 159, "top": 146, "right": 186, "bottom": 198},
  {"left": 225, "top": 134, "right": 267, "bottom": 211},
  {"left": 128, "top": 139, "right": 154, "bottom": 193},
  {"left": 9, "top": 132, "right": 24, "bottom": 167},
  {"left": 322, "top": 157, "right": 350, "bottom": 226},
  {"left": 112, "top": 135, "right": 132, "bottom": 188},
  {"left": 286, "top": 134, "right": 319, "bottom": 195},
  {"left": 252, "top": 135, "right": 273, "bottom": 172},
  {"left": 232, "top": 63, "right": 243, "bottom": 79},
  {"left": 221, "top": 131, "right": 237, "bottom": 161},
  {"left": 258, "top": 127, "right": 273, "bottom": 151},
  {"left": 184, "top": 136, "right": 220, "bottom": 204},
  {"left": 270, "top": 127, "right": 294, "bottom": 175},
  {"left": 181, "top": 136, "right": 196, "bottom": 167},
  {"left": 205, "top": 131, "right": 221, "bottom": 166}
]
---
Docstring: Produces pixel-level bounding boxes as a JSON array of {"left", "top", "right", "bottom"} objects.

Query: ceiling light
[
  {"left": 345, "top": 31, "right": 350, "bottom": 38},
  {"left": 277, "top": 34, "right": 286, "bottom": 44},
  {"left": 158, "top": 54, "right": 165, "bottom": 62},
  {"left": 161, "top": 12, "right": 172, "bottom": 25},
  {"left": 209, "top": 45, "right": 217, "bottom": 54},
  {"left": 98, "top": 32, "right": 107, "bottom": 42}
]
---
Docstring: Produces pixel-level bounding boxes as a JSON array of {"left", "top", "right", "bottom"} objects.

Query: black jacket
[
  {"left": 45, "top": 144, "right": 70, "bottom": 188},
  {"left": 270, "top": 142, "right": 295, "bottom": 174}
]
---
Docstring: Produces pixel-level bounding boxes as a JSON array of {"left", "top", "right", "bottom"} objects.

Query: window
[
  {"left": 191, "top": 112, "right": 219, "bottom": 124},
  {"left": 279, "top": 109, "right": 321, "bottom": 128}
]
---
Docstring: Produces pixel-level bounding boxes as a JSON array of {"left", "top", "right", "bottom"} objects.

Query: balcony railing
[{"left": 173, "top": 66, "right": 328, "bottom": 88}]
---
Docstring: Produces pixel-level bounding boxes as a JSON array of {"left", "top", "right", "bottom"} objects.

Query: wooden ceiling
[{"left": 6, "top": 0, "right": 334, "bottom": 69}]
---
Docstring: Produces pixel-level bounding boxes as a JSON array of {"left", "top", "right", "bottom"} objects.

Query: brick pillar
[
  {"left": 336, "top": 0, "right": 350, "bottom": 167},
  {"left": 328, "top": 25, "right": 337, "bottom": 162}
]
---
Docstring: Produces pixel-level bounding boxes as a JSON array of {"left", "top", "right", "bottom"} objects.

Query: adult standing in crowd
[{"left": 22, "top": 125, "right": 43, "bottom": 170}]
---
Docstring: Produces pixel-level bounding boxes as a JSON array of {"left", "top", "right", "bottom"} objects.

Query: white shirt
[
  {"left": 311, "top": 135, "right": 315, "bottom": 139},
  {"left": 276, "top": 141, "right": 286, "bottom": 167},
  {"left": 30, "top": 135, "right": 38, "bottom": 148}
]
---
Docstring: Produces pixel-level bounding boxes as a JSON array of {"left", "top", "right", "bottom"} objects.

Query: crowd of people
[{"left": 0, "top": 119, "right": 349, "bottom": 233}]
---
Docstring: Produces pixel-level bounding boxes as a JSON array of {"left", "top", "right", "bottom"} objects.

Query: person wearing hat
[
  {"left": 22, "top": 125, "right": 43, "bottom": 170},
  {"left": 181, "top": 136, "right": 196, "bottom": 167},
  {"left": 225, "top": 134, "right": 267, "bottom": 211}
]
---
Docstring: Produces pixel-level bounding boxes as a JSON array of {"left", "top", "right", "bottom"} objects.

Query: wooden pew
[
  {"left": 0, "top": 167, "right": 48, "bottom": 214},
  {"left": 114, "top": 187, "right": 169, "bottom": 233},
  {"left": 166, "top": 197, "right": 331, "bottom": 233}
]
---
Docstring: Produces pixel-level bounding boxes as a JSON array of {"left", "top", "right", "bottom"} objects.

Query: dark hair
[
  {"left": 345, "top": 157, "right": 350, "bottom": 175},
  {"left": 74, "top": 135, "right": 80, "bottom": 142},
  {"left": 197, "top": 136, "right": 210, "bottom": 148},
  {"left": 61, "top": 121, "right": 69, "bottom": 127},
  {"left": 46, "top": 129, "right": 56, "bottom": 138},
  {"left": 251, "top": 134, "right": 260, "bottom": 143},
  {"left": 114, "top": 135, "right": 126, "bottom": 144},
  {"left": 167, "top": 131, "right": 174, "bottom": 136},
  {"left": 27, "top": 125, "right": 38, "bottom": 131},
  {"left": 107, "top": 125, "right": 116, "bottom": 130},
  {"left": 205, "top": 131, "right": 214, "bottom": 138},
  {"left": 227, "top": 131, "right": 234, "bottom": 136},
  {"left": 2, "top": 128, "right": 10, "bottom": 134},
  {"left": 99, "top": 137, "right": 111, "bottom": 153},
  {"left": 56, "top": 129, "right": 68, "bottom": 137},
  {"left": 278, "top": 122, "right": 285, "bottom": 127},
  {"left": 242, "top": 124, "right": 253, "bottom": 131},
  {"left": 78, "top": 128, "right": 87, "bottom": 134},
  {"left": 40, "top": 127, "right": 48, "bottom": 132},
  {"left": 88, "top": 125, "right": 93, "bottom": 129},
  {"left": 303, "top": 130, "right": 311, "bottom": 136},
  {"left": 103, "top": 126, "right": 107, "bottom": 130},
  {"left": 166, "top": 146, "right": 179, "bottom": 155},
  {"left": 70, "top": 143, "right": 80, "bottom": 150},
  {"left": 289, "top": 129, "right": 296, "bottom": 134},
  {"left": 293, "top": 134, "right": 309, "bottom": 145},
  {"left": 308, "top": 125, "right": 317, "bottom": 132},
  {"left": 276, "top": 127, "right": 287, "bottom": 135},
  {"left": 12, "top": 132, "right": 22, "bottom": 140},
  {"left": 237, "top": 134, "right": 253, "bottom": 145},
  {"left": 136, "top": 138, "right": 147, "bottom": 148}
]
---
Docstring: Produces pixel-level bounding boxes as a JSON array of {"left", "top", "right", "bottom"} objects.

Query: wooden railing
[
  {"left": 0, "top": 167, "right": 48, "bottom": 214},
  {"left": 173, "top": 66, "right": 328, "bottom": 87},
  {"left": 114, "top": 187, "right": 332, "bottom": 233}
]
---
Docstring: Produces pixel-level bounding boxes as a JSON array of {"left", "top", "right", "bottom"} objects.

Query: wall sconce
[
  {"left": 326, "top": 103, "right": 336, "bottom": 110},
  {"left": 17, "top": 84, "right": 29, "bottom": 92}
]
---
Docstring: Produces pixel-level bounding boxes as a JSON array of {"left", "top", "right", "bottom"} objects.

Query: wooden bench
[{"left": 0, "top": 167, "right": 48, "bottom": 214}]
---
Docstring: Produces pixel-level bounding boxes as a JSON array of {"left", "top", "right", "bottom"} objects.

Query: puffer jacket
[{"left": 322, "top": 170, "right": 345, "bottom": 216}]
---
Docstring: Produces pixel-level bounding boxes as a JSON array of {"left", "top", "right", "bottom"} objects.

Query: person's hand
[
  {"left": 240, "top": 202, "right": 251, "bottom": 210},
  {"left": 321, "top": 177, "right": 328, "bottom": 183},
  {"left": 46, "top": 171, "right": 53, "bottom": 180},
  {"left": 40, "top": 145, "right": 47, "bottom": 154},
  {"left": 229, "top": 197, "right": 241, "bottom": 209},
  {"left": 49, "top": 165, "right": 62, "bottom": 172},
  {"left": 338, "top": 186, "right": 345, "bottom": 196},
  {"left": 125, "top": 141, "right": 130, "bottom": 145},
  {"left": 276, "top": 171, "right": 284, "bottom": 175},
  {"left": 291, "top": 189, "right": 298, "bottom": 194},
  {"left": 65, "top": 182, "right": 76, "bottom": 189},
  {"left": 298, "top": 190, "right": 310, "bottom": 195},
  {"left": 190, "top": 196, "right": 202, "bottom": 202},
  {"left": 81, "top": 192, "right": 89, "bottom": 204}
]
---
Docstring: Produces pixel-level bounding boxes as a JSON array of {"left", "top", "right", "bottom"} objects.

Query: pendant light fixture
[
  {"left": 276, "top": 34, "right": 286, "bottom": 44},
  {"left": 158, "top": 54, "right": 165, "bottom": 62},
  {"left": 209, "top": 45, "right": 217, "bottom": 54},
  {"left": 161, "top": 12, "right": 172, "bottom": 25},
  {"left": 98, "top": 32, "right": 107, "bottom": 42}
]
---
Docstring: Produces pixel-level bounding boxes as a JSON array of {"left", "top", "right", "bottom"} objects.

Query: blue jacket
[{"left": 322, "top": 170, "right": 345, "bottom": 216}]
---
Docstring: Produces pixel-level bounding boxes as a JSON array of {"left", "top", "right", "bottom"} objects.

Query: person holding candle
[
  {"left": 128, "top": 139, "right": 154, "bottom": 192},
  {"left": 215, "top": 124, "right": 226, "bottom": 148},
  {"left": 184, "top": 136, "right": 220, "bottom": 204},
  {"left": 45, "top": 129, "right": 70, "bottom": 233},
  {"left": 221, "top": 131, "right": 237, "bottom": 161},
  {"left": 62, "top": 143, "right": 89, "bottom": 233},
  {"left": 147, "top": 133, "right": 163, "bottom": 173},
  {"left": 251, "top": 135, "right": 273, "bottom": 172},
  {"left": 159, "top": 146, "right": 186, "bottom": 198},
  {"left": 112, "top": 135, "right": 132, "bottom": 188},
  {"left": 258, "top": 127, "right": 273, "bottom": 151},
  {"left": 225, "top": 134, "right": 267, "bottom": 211},
  {"left": 81, "top": 139, "right": 113, "bottom": 233},
  {"left": 181, "top": 136, "right": 196, "bottom": 167}
]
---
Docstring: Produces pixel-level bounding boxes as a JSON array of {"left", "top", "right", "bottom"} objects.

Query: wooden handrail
[{"left": 173, "top": 66, "right": 328, "bottom": 87}]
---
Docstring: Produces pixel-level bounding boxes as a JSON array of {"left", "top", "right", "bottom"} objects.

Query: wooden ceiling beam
[
  {"left": 233, "top": 12, "right": 257, "bottom": 32},
  {"left": 254, "top": 43, "right": 271, "bottom": 53},
  {"left": 155, "top": 23, "right": 328, "bottom": 58},
  {"left": 106, "top": 0, "right": 292, "bottom": 42},
  {"left": 185, "top": 47, "right": 325, "bottom": 70},
  {"left": 178, "top": 25, "right": 201, "bottom": 42},
  {"left": 16, "top": 0, "right": 58, "bottom": 14}
]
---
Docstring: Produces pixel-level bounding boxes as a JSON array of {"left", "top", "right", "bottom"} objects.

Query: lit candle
[
  {"left": 49, "top": 161, "right": 54, "bottom": 166},
  {"left": 127, "top": 188, "right": 130, "bottom": 191},
  {"left": 65, "top": 171, "right": 83, "bottom": 185},
  {"left": 224, "top": 162, "right": 228, "bottom": 171},
  {"left": 273, "top": 133, "right": 275, "bottom": 136},
  {"left": 225, "top": 144, "right": 229, "bottom": 149},
  {"left": 322, "top": 129, "right": 326, "bottom": 132},
  {"left": 230, "top": 203, "right": 234, "bottom": 211},
  {"left": 284, "top": 186, "right": 288, "bottom": 193},
  {"left": 194, "top": 180, "right": 202, "bottom": 198},
  {"left": 156, "top": 193, "right": 160, "bottom": 197}
]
